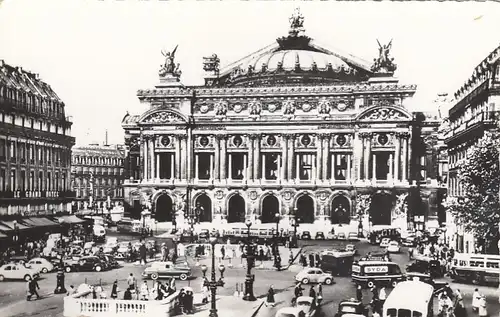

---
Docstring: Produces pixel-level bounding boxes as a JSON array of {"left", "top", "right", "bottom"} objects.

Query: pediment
[
  {"left": 357, "top": 106, "right": 411, "bottom": 121},
  {"left": 139, "top": 110, "right": 187, "bottom": 125}
]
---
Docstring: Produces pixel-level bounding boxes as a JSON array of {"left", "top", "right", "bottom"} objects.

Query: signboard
[
  {"left": 364, "top": 266, "right": 389, "bottom": 274},
  {"left": 352, "top": 265, "right": 361, "bottom": 273}
]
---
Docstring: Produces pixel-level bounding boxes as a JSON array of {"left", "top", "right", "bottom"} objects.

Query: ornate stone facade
[{"left": 121, "top": 13, "right": 442, "bottom": 230}]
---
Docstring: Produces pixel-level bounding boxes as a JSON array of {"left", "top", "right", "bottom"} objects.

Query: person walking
[
  {"left": 472, "top": 288, "right": 481, "bottom": 313},
  {"left": 139, "top": 242, "right": 147, "bottom": 265},
  {"left": 356, "top": 284, "right": 363, "bottom": 302},
  {"left": 26, "top": 277, "right": 33, "bottom": 301},
  {"left": 266, "top": 285, "right": 276, "bottom": 307},
  {"left": 127, "top": 273, "right": 136, "bottom": 291},
  {"left": 478, "top": 295, "right": 488, "bottom": 317},
  {"left": 221, "top": 245, "right": 226, "bottom": 260},
  {"left": 111, "top": 280, "right": 118, "bottom": 299},
  {"left": 140, "top": 281, "right": 149, "bottom": 300},
  {"left": 29, "top": 276, "right": 40, "bottom": 300},
  {"left": 202, "top": 283, "right": 209, "bottom": 304},
  {"left": 123, "top": 286, "right": 132, "bottom": 300}
]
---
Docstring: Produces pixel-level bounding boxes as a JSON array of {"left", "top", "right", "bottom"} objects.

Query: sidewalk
[{"left": 187, "top": 294, "right": 263, "bottom": 317}]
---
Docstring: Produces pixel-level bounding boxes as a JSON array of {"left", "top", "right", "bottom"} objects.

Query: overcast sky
[{"left": 1, "top": 0, "right": 500, "bottom": 146}]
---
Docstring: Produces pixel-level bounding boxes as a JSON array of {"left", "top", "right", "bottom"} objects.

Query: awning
[
  {"left": 21, "top": 217, "right": 59, "bottom": 228},
  {"left": 0, "top": 223, "right": 12, "bottom": 232},
  {"left": 58, "top": 215, "right": 88, "bottom": 225},
  {"left": 0, "top": 232, "right": 7, "bottom": 239},
  {"left": 0, "top": 221, "right": 31, "bottom": 230}
]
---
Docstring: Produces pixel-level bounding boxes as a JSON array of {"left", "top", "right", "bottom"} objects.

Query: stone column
[
  {"left": 195, "top": 153, "right": 199, "bottom": 180},
  {"left": 261, "top": 154, "right": 266, "bottom": 180},
  {"left": 228, "top": 153, "right": 233, "bottom": 180},
  {"left": 281, "top": 135, "right": 288, "bottom": 181},
  {"left": 247, "top": 135, "right": 254, "bottom": 181},
  {"left": 220, "top": 137, "right": 227, "bottom": 180},
  {"left": 243, "top": 154, "right": 247, "bottom": 180},
  {"left": 214, "top": 136, "right": 220, "bottom": 181},
  {"left": 402, "top": 133, "right": 409, "bottom": 182},
  {"left": 156, "top": 154, "right": 160, "bottom": 179},
  {"left": 372, "top": 153, "right": 377, "bottom": 182},
  {"left": 287, "top": 135, "right": 295, "bottom": 180},
  {"left": 142, "top": 136, "right": 148, "bottom": 180},
  {"left": 316, "top": 134, "right": 323, "bottom": 180},
  {"left": 356, "top": 133, "right": 364, "bottom": 181},
  {"left": 149, "top": 137, "right": 155, "bottom": 180},
  {"left": 389, "top": 153, "right": 393, "bottom": 180},
  {"left": 187, "top": 132, "right": 193, "bottom": 180},
  {"left": 347, "top": 154, "right": 352, "bottom": 181},
  {"left": 253, "top": 136, "right": 261, "bottom": 180},
  {"left": 394, "top": 133, "right": 401, "bottom": 182},
  {"left": 322, "top": 136, "right": 330, "bottom": 181}
]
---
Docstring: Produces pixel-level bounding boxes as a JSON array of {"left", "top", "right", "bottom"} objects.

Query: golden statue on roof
[{"left": 289, "top": 8, "right": 305, "bottom": 37}]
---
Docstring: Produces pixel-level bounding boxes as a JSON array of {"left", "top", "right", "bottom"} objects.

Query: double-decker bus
[{"left": 450, "top": 253, "right": 500, "bottom": 285}]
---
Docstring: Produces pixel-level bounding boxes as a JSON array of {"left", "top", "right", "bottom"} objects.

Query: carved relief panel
[
  {"left": 295, "top": 134, "right": 316, "bottom": 149},
  {"left": 260, "top": 134, "right": 281, "bottom": 149},
  {"left": 372, "top": 132, "right": 395, "bottom": 147},
  {"left": 155, "top": 135, "right": 175, "bottom": 149},
  {"left": 330, "top": 134, "right": 353, "bottom": 149},
  {"left": 194, "top": 135, "right": 215, "bottom": 149},
  {"left": 227, "top": 135, "right": 247, "bottom": 149}
]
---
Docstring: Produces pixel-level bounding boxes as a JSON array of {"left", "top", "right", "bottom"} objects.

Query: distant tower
[{"left": 105, "top": 130, "right": 109, "bottom": 146}]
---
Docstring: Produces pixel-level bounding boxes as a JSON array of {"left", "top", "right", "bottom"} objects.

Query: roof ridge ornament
[{"left": 371, "top": 39, "right": 397, "bottom": 75}]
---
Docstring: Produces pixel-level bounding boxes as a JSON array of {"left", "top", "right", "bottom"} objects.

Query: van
[
  {"left": 351, "top": 260, "right": 403, "bottom": 288},
  {"left": 321, "top": 252, "right": 354, "bottom": 276},
  {"left": 383, "top": 281, "right": 434, "bottom": 317}
]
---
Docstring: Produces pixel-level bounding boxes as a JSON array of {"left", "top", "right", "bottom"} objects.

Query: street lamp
[
  {"left": 243, "top": 219, "right": 256, "bottom": 301},
  {"left": 207, "top": 236, "right": 225, "bottom": 317},
  {"left": 173, "top": 236, "right": 179, "bottom": 262},
  {"left": 274, "top": 213, "right": 281, "bottom": 262},
  {"left": 12, "top": 220, "right": 19, "bottom": 254}
]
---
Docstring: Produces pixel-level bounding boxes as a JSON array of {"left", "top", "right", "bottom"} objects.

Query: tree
[{"left": 445, "top": 132, "right": 500, "bottom": 252}]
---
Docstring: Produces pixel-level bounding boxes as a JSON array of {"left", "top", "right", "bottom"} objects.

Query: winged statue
[{"left": 159, "top": 45, "right": 182, "bottom": 78}]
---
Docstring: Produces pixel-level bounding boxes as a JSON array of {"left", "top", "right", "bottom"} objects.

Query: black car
[
  {"left": 406, "top": 259, "right": 444, "bottom": 278},
  {"left": 301, "top": 231, "right": 312, "bottom": 240},
  {"left": 66, "top": 256, "right": 106, "bottom": 273},
  {"left": 315, "top": 232, "right": 325, "bottom": 240},
  {"left": 100, "top": 254, "right": 120, "bottom": 269}
]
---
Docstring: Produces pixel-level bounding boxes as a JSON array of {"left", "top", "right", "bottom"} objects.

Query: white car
[
  {"left": 275, "top": 307, "right": 304, "bottom": 317},
  {"left": 0, "top": 264, "right": 41, "bottom": 281},
  {"left": 295, "top": 268, "right": 334, "bottom": 285},
  {"left": 386, "top": 241, "right": 400, "bottom": 253},
  {"left": 380, "top": 238, "right": 391, "bottom": 248},
  {"left": 27, "top": 257, "right": 54, "bottom": 274},
  {"left": 117, "top": 242, "right": 130, "bottom": 254}
]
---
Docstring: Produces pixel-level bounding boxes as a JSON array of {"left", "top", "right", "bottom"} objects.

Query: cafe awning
[
  {"left": 0, "top": 223, "right": 12, "bottom": 232},
  {"left": 22, "top": 217, "right": 59, "bottom": 228},
  {"left": 57, "top": 215, "right": 88, "bottom": 225},
  {"left": 0, "top": 232, "right": 7, "bottom": 239},
  {"left": 0, "top": 221, "right": 31, "bottom": 231}
]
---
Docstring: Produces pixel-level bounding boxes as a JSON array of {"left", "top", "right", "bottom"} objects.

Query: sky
[{"left": 1, "top": 0, "right": 500, "bottom": 146}]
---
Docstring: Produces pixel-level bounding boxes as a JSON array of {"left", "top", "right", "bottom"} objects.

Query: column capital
[
  {"left": 359, "top": 132, "right": 372, "bottom": 139},
  {"left": 317, "top": 133, "right": 331, "bottom": 140},
  {"left": 247, "top": 134, "right": 259, "bottom": 140},
  {"left": 396, "top": 132, "right": 410, "bottom": 139},
  {"left": 177, "top": 134, "right": 188, "bottom": 140}
]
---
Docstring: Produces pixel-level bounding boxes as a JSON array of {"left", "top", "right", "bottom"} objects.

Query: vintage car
[
  {"left": 334, "top": 299, "right": 367, "bottom": 317},
  {"left": 337, "top": 232, "right": 347, "bottom": 240},
  {"left": 296, "top": 296, "right": 317, "bottom": 317},
  {"left": 27, "top": 257, "right": 54, "bottom": 274},
  {"left": 347, "top": 232, "right": 359, "bottom": 242},
  {"left": 315, "top": 231, "right": 326, "bottom": 240},
  {"left": 300, "top": 231, "right": 312, "bottom": 240},
  {"left": 65, "top": 256, "right": 107, "bottom": 273},
  {"left": 100, "top": 254, "right": 120, "bottom": 270},
  {"left": 406, "top": 257, "right": 444, "bottom": 278},
  {"left": 386, "top": 241, "right": 401, "bottom": 253},
  {"left": 379, "top": 238, "right": 391, "bottom": 248},
  {"left": 345, "top": 244, "right": 357, "bottom": 255},
  {"left": 295, "top": 268, "right": 334, "bottom": 285},
  {"left": 275, "top": 307, "right": 306, "bottom": 317},
  {"left": 0, "top": 263, "right": 41, "bottom": 281},
  {"left": 117, "top": 242, "right": 130, "bottom": 254},
  {"left": 401, "top": 235, "right": 417, "bottom": 247},
  {"left": 142, "top": 261, "right": 192, "bottom": 281}
]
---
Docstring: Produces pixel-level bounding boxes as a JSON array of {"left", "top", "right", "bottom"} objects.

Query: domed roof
[{"left": 210, "top": 9, "right": 378, "bottom": 88}]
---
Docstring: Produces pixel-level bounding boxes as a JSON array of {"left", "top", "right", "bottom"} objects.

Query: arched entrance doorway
[
  {"left": 155, "top": 194, "right": 173, "bottom": 222},
  {"left": 195, "top": 194, "right": 212, "bottom": 222},
  {"left": 261, "top": 195, "right": 279, "bottom": 223},
  {"left": 369, "top": 192, "right": 394, "bottom": 225},
  {"left": 331, "top": 196, "right": 351, "bottom": 224},
  {"left": 227, "top": 195, "right": 246, "bottom": 223},
  {"left": 296, "top": 195, "right": 315, "bottom": 224}
]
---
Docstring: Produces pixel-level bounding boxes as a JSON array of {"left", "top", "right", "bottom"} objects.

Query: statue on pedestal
[
  {"left": 371, "top": 39, "right": 397, "bottom": 74},
  {"left": 159, "top": 45, "right": 182, "bottom": 78}
]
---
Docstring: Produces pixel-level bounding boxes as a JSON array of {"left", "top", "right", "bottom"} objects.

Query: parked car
[
  {"left": 117, "top": 242, "right": 130, "bottom": 254},
  {"left": 315, "top": 231, "right": 325, "bottom": 240},
  {"left": 386, "top": 241, "right": 400, "bottom": 253},
  {"left": 0, "top": 263, "right": 41, "bottom": 281},
  {"left": 275, "top": 307, "right": 307, "bottom": 317},
  {"left": 401, "top": 235, "right": 416, "bottom": 247},
  {"left": 65, "top": 256, "right": 106, "bottom": 273},
  {"left": 100, "top": 254, "right": 120, "bottom": 270},
  {"left": 334, "top": 299, "right": 367, "bottom": 317},
  {"left": 379, "top": 238, "right": 391, "bottom": 248},
  {"left": 347, "top": 232, "right": 359, "bottom": 241},
  {"left": 199, "top": 229, "right": 210, "bottom": 240},
  {"left": 345, "top": 244, "right": 357, "bottom": 255},
  {"left": 295, "top": 268, "right": 334, "bottom": 285},
  {"left": 142, "top": 261, "right": 192, "bottom": 281},
  {"left": 300, "top": 231, "right": 311, "bottom": 240},
  {"left": 27, "top": 257, "right": 54, "bottom": 274},
  {"left": 337, "top": 232, "right": 346, "bottom": 240}
]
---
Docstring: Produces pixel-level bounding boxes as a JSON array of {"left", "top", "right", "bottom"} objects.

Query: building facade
[
  {"left": 445, "top": 44, "right": 500, "bottom": 253},
  {"left": 0, "top": 60, "right": 75, "bottom": 217},
  {"left": 71, "top": 144, "right": 126, "bottom": 211},
  {"left": 122, "top": 12, "right": 443, "bottom": 231}
]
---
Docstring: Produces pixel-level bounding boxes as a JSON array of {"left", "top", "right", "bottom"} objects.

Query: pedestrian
[
  {"left": 127, "top": 273, "right": 136, "bottom": 291},
  {"left": 140, "top": 281, "right": 149, "bottom": 300},
  {"left": 408, "top": 247, "right": 414, "bottom": 260},
  {"left": 139, "top": 242, "right": 147, "bottom": 265},
  {"left": 111, "top": 280, "right": 118, "bottom": 299},
  {"left": 156, "top": 282, "right": 164, "bottom": 300},
  {"left": 67, "top": 285, "right": 77, "bottom": 296},
  {"left": 26, "top": 277, "right": 33, "bottom": 301},
  {"left": 309, "top": 285, "right": 317, "bottom": 308},
  {"left": 379, "top": 286, "right": 387, "bottom": 305},
  {"left": 221, "top": 245, "right": 225, "bottom": 260},
  {"left": 472, "top": 288, "right": 481, "bottom": 313},
  {"left": 266, "top": 285, "right": 275, "bottom": 307},
  {"left": 202, "top": 283, "right": 209, "bottom": 304},
  {"left": 478, "top": 295, "right": 488, "bottom": 317},
  {"left": 293, "top": 283, "right": 303, "bottom": 305},
  {"left": 308, "top": 253, "right": 315, "bottom": 267},
  {"left": 161, "top": 243, "right": 167, "bottom": 262},
  {"left": 356, "top": 284, "right": 363, "bottom": 302},
  {"left": 29, "top": 276, "right": 40, "bottom": 300},
  {"left": 123, "top": 286, "right": 132, "bottom": 300}
]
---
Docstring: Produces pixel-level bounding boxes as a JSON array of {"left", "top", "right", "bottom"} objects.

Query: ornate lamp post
[
  {"left": 207, "top": 236, "right": 225, "bottom": 317},
  {"left": 173, "top": 236, "right": 179, "bottom": 261},
  {"left": 12, "top": 220, "right": 19, "bottom": 254},
  {"left": 243, "top": 219, "right": 256, "bottom": 301},
  {"left": 274, "top": 212, "right": 280, "bottom": 256}
]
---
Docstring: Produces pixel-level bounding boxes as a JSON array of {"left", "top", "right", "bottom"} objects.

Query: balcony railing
[{"left": 63, "top": 290, "right": 179, "bottom": 317}]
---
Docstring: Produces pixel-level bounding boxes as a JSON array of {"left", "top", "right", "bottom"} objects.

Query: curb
[{"left": 251, "top": 301, "right": 265, "bottom": 317}]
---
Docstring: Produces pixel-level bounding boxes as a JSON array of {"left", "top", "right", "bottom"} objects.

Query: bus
[
  {"left": 383, "top": 281, "right": 434, "bottom": 317},
  {"left": 117, "top": 218, "right": 143, "bottom": 234},
  {"left": 450, "top": 253, "right": 500, "bottom": 285}
]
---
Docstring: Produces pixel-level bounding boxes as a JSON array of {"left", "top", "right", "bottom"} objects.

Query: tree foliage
[{"left": 444, "top": 132, "right": 500, "bottom": 242}]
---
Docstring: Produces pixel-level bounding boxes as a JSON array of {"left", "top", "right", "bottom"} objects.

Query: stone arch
[
  {"left": 355, "top": 104, "right": 412, "bottom": 121},
  {"left": 369, "top": 191, "right": 395, "bottom": 226},
  {"left": 194, "top": 193, "right": 213, "bottom": 222},
  {"left": 294, "top": 192, "right": 315, "bottom": 224},
  {"left": 330, "top": 195, "right": 351, "bottom": 224},
  {"left": 155, "top": 193, "right": 174, "bottom": 222},
  {"left": 226, "top": 192, "right": 246, "bottom": 223},
  {"left": 260, "top": 194, "right": 280, "bottom": 224}
]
